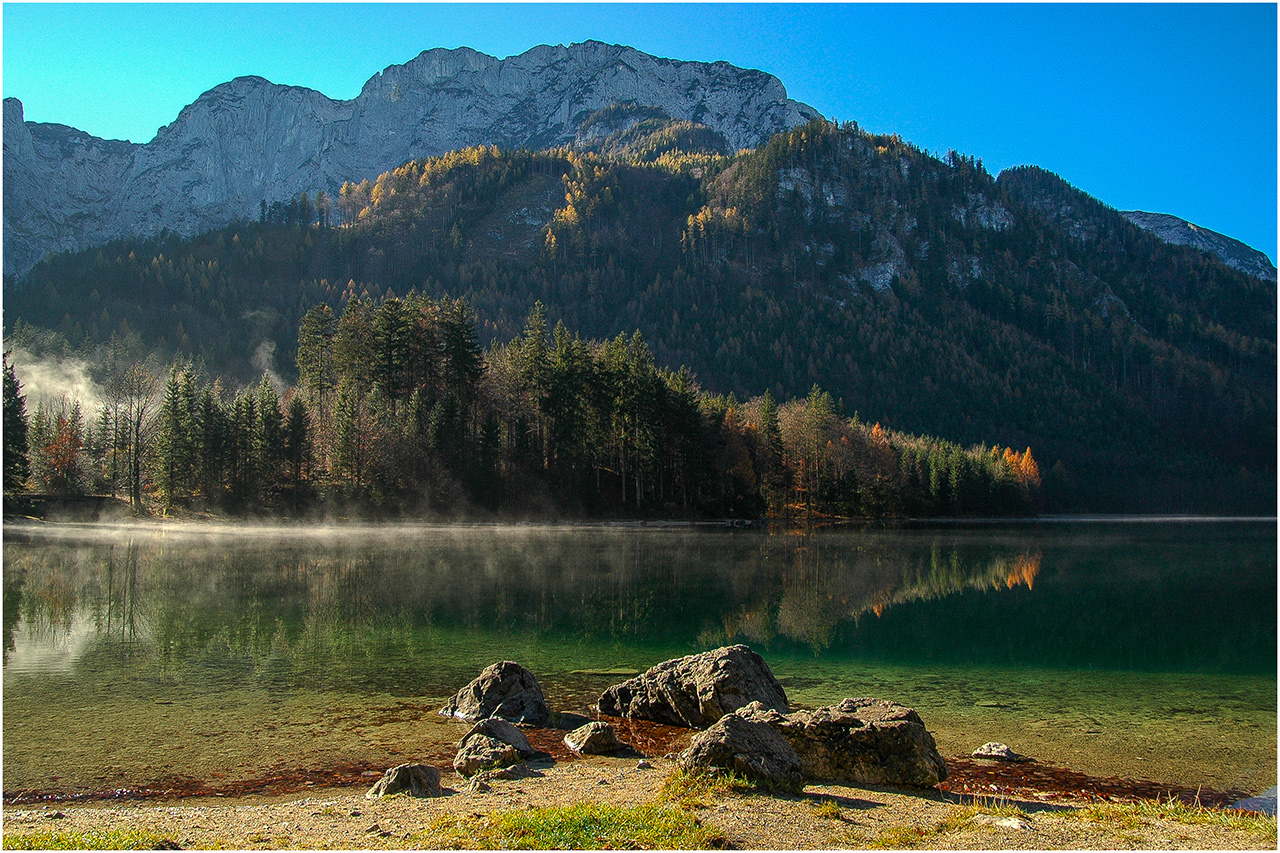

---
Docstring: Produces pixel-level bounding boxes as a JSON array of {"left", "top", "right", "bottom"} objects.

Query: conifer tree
[{"left": 3, "top": 351, "right": 30, "bottom": 493}]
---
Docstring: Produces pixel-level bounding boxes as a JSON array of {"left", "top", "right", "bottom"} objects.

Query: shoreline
[
  {"left": 4, "top": 512, "right": 1275, "bottom": 538},
  {"left": 3, "top": 749, "right": 1255, "bottom": 811},
  {"left": 3, "top": 755, "right": 1274, "bottom": 851}
]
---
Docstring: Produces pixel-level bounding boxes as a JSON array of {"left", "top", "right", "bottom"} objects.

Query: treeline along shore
[{"left": 3, "top": 296, "right": 1041, "bottom": 519}]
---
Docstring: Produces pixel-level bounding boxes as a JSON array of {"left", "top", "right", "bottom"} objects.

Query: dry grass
[{"left": 1066, "top": 797, "right": 1276, "bottom": 844}]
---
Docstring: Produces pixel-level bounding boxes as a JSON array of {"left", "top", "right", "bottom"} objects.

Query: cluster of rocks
[
  {"left": 366, "top": 643, "right": 953, "bottom": 798},
  {"left": 613, "top": 646, "right": 949, "bottom": 790}
]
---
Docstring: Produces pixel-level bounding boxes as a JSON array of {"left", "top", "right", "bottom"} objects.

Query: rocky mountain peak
[{"left": 4, "top": 42, "right": 819, "bottom": 276}]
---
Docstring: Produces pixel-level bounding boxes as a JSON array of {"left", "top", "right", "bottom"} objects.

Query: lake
[{"left": 3, "top": 518, "right": 1275, "bottom": 801}]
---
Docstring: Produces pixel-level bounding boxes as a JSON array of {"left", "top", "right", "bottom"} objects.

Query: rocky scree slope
[
  {"left": 2, "top": 41, "right": 819, "bottom": 276},
  {"left": 1121, "top": 210, "right": 1276, "bottom": 282}
]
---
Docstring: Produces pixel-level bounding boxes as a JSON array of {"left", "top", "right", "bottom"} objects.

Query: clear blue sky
[{"left": 3, "top": 2, "right": 1276, "bottom": 260}]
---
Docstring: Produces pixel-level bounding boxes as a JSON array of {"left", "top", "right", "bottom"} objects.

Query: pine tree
[
  {"left": 296, "top": 304, "right": 336, "bottom": 414},
  {"left": 3, "top": 351, "right": 30, "bottom": 493}
]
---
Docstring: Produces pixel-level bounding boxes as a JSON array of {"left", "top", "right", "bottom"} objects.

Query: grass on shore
[
  {"left": 1069, "top": 797, "right": 1277, "bottom": 844},
  {"left": 864, "top": 795, "right": 1278, "bottom": 850},
  {"left": 415, "top": 768, "right": 776, "bottom": 849},
  {"left": 417, "top": 802, "right": 726, "bottom": 849},
  {"left": 2, "top": 827, "right": 176, "bottom": 850}
]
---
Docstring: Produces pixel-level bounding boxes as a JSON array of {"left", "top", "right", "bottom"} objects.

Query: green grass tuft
[
  {"left": 658, "top": 767, "right": 751, "bottom": 807},
  {"left": 1069, "top": 797, "right": 1277, "bottom": 843},
  {"left": 417, "top": 802, "right": 726, "bottom": 849},
  {"left": 3, "top": 828, "right": 173, "bottom": 850},
  {"left": 808, "top": 797, "right": 845, "bottom": 820},
  {"left": 868, "top": 824, "right": 932, "bottom": 849}
]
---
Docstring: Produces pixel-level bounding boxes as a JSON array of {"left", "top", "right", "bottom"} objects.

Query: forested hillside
[{"left": 6, "top": 119, "right": 1274, "bottom": 513}]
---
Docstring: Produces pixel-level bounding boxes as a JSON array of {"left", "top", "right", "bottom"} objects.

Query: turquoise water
[{"left": 3, "top": 519, "right": 1275, "bottom": 797}]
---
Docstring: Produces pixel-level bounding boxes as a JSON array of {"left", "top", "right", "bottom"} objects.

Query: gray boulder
[
  {"left": 759, "top": 698, "right": 948, "bottom": 788},
  {"left": 439, "top": 661, "right": 550, "bottom": 725},
  {"left": 365, "top": 763, "right": 443, "bottom": 798},
  {"left": 452, "top": 717, "right": 537, "bottom": 777},
  {"left": 677, "top": 706, "right": 803, "bottom": 788},
  {"left": 563, "top": 721, "right": 629, "bottom": 755},
  {"left": 598, "top": 645, "right": 788, "bottom": 728}
]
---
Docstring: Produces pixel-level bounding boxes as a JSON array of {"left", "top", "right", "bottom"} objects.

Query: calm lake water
[{"left": 3, "top": 519, "right": 1275, "bottom": 799}]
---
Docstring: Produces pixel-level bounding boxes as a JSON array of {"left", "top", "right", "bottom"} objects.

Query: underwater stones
[
  {"left": 678, "top": 705, "right": 803, "bottom": 788},
  {"left": 365, "top": 763, "right": 443, "bottom": 798},
  {"left": 598, "top": 644, "right": 789, "bottom": 728},
  {"left": 763, "top": 698, "right": 948, "bottom": 787},
  {"left": 439, "top": 661, "right": 550, "bottom": 725},
  {"left": 563, "top": 721, "right": 629, "bottom": 755},
  {"left": 971, "top": 742, "right": 1032, "bottom": 763},
  {"left": 452, "top": 717, "right": 538, "bottom": 777}
]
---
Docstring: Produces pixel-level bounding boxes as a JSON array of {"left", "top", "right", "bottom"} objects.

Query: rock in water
[
  {"left": 365, "top": 763, "right": 443, "bottom": 798},
  {"left": 564, "top": 721, "right": 628, "bottom": 755},
  {"left": 761, "top": 698, "right": 948, "bottom": 787},
  {"left": 439, "top": 661, "right": 550, "bottom": 725},
  {"left": 971, "top": 742, "right": 1032, "bottom": 763},
  {"left": 678, "top": 706, "right": 803, "bottom": 788},
  {"left": 598, "top": 645, "right": 788, "bottom": 728},
  {"left": 453, "top": 717, "right": 538, "bottom": 777}
]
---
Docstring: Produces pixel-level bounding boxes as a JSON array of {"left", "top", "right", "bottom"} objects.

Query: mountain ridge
[
  {"left": 1121, "top": 210, "right": 1276, "bottom": 282},
  {"left": 3, "top": 41, "right": 820, "bottom": 275},
  {"left": 7, "top": 120, "right": 1272, "bottom": 512}
]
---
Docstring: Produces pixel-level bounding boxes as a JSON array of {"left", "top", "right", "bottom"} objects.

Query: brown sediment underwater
[
  {"left": 3, "top": 714, "right": 1251, "bottom": 810},
  {"left": 940, "top": 757, "right": 1251, "bottom": 808}
]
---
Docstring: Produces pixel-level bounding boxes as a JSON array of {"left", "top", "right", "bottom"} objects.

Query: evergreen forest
[
  {"left": 4, "top": 117, "right": 1273, "bottom": 514},
  {"left": 2, "top": 298, "right": 1042, "bottom": 519}
]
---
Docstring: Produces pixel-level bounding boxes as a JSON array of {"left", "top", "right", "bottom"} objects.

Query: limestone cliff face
[
  {"left": 3, "top": 41, "right": 819, "bottom": 275},
  {"left": 1122, "top": 210, "right": 1276, "bottom": 282},
  {"left": 3, "top": 98, "right": 137, "bottom": 275}
]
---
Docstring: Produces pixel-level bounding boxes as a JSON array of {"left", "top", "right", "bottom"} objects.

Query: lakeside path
[{"left": 4, "top": 756, "right": 1275, "bottom": 850}]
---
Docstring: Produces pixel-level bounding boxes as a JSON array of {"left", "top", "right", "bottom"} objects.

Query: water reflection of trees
[
  {"left": 3, "top": 528, "right": 1041, "bottom": 680},
  {"left": 702, "top": 532, "right": 1041, "bottom": 652}
]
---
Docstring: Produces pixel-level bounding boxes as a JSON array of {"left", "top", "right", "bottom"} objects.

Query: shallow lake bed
[{"left": 3, "top": 519, "right": 1275, "bottom": 801}]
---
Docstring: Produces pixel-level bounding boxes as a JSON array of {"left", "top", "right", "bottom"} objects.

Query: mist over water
[{"left": 2, "top": 519, "right": 1275, "bottom": 797}]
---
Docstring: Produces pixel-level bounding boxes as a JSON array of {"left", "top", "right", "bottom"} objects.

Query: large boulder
[
  {"left": 452, "top": 717, "right": 538, "bottom": 777},
  {"left": 760, "top": 698, "right": 948, "bottom": 787},
  {"left": 563, "top": 721, "right": 629, "bottom": 755},
  {"left": 365, "top": 763, "right": 443, "bottom": 798},
  {"left": 677, "top": 706, "right": 803, "bottom": 788},
  {"left": 439, "top": 661, "right": 550, "bottom": 725},
  {"left": 598, "top": 645, "right": 788, "bottom": 728}
]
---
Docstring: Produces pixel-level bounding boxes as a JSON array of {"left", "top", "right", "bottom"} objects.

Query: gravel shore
[{"left": 4, "top": 755, "right": 1274, "bottom": 850}]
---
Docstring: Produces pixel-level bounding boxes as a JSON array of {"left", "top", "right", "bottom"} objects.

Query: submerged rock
[
  {"left": 757, "top": 698, "right": 948, "bottom": 787},
  {"left": 453, "top": 717, "right": 538, "bottom": 777},
  {"left": 1231, "top": 785, "right": 1277, "bottom": 816},
  {"left": 365, "top": 763, "right": 443, "bottom": 798},
  {"left": 439, "top": 661, "right": 550, "bottom": 725},
  {"left": 598, "top": 644, "right": 788, "bottom": 728},
  {"left": 678, "top": 705, "right": 803, "bottom": 788},
  {"left": 972, "top": 742, "right": 1032, "bottom": 763},
  {"left": 564, "top": 721, "right": 629, "bottom": 755}
]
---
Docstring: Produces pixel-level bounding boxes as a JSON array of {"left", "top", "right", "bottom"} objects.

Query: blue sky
[{"left": 3, "top": 3, "right": 1276, "bottom": 260}]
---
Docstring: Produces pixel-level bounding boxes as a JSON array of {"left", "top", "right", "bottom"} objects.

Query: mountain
[
  {"left": 1121, "top": 210, "right": 1276, "bottom": 282},
  {"left": 7, "top": 121, "right": 1274, "bottom": 513},
  {"left": 2, "top": 41, "right": 819, "bottom": 276}
]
